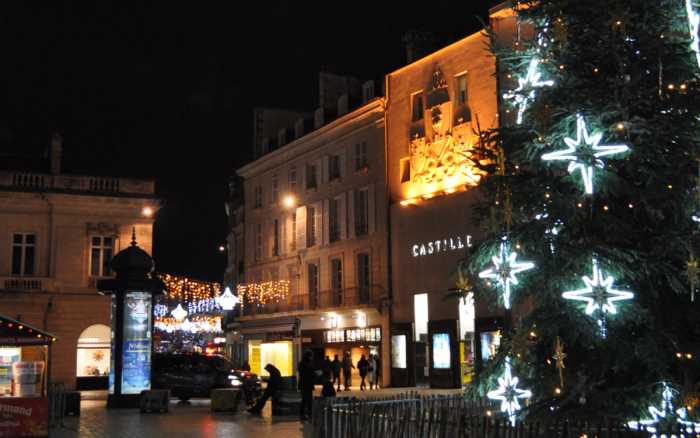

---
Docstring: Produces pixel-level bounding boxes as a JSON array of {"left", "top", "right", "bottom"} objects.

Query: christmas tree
[{"left": 461, "top": 0, "right": 700, "bottom": 422}]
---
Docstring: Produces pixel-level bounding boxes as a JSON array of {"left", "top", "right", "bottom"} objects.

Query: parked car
[{"left": 152, "top": 353, "right": 261, "bottom": 403}]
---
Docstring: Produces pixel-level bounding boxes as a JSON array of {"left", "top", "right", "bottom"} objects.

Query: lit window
[{"left": 456, "top": 74, "right": 468, "bottom": 105}]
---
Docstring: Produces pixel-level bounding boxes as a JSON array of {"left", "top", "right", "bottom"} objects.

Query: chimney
[{"left": 50, "top": 131, "right": 62, "bottom": 175}]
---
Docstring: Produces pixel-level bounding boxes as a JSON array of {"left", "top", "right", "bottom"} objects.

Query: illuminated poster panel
[
  {"left": 391, "top": 335, "right": 407, "bottom": 369},
  {"left": 432, "top": 333, "right": 451, "bottom": 369},
  {"left": 121, "top": 291, "right": 152, "bottom": 394}
]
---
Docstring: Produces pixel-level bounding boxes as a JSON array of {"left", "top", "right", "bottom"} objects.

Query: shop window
[
  {"left": 0, "top": 348, "right": 21, "bottom": 395},
  {"left": 356, "top": 253, "right": 370, "bottom": 303},
  {"left": 458, "top": 293, "right": 475, "bottom": 339},
  {"left": 414, "top": 293, "right": 428, "bottom": 342},
  {"left": 260, "top": 341, "right": 293, "bottom": 377},
  {"left": 76, "top": 324, "right": 111, "bottom": 378},
  {"left": 90, "top": 236, "right": 114, "bottom": 277},
  {"left": 11, "top": 233, "right": 35, "bottom": 276},
  {"left": 331, "top": 258, "right": 343, "bottom": 306}
]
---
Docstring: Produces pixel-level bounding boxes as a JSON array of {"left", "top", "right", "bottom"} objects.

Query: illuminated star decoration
[
  {"left": 503, "top": 58, "right": 554, "bottom": 124},
  {"left": 487, "top": 357, "right": 532, "bottom": 427},
  {"left": 171, "top": 303, "right": 188, "bottom": 321},
  {"left": 216, "top": 287, "right": 240, "bottom": 310},
  {"left": 687, "top": 0, "right": 700, "bottom": 69},
  {"left": 542, "top": 114, "right": 629, "bottom": 194},
  {"left": 628, "top": 383, "right": 700, "bottom": 438},
  {"left": 479, "top": 240, "right": 535, "bottom": 309},
  {"left": 562, "top": 258, "right": 634, "bottom": 317}
]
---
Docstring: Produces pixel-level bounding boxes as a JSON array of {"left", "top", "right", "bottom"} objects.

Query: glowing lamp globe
[{"left": 217, "top": 287, "right": 240, "bottom": 311}]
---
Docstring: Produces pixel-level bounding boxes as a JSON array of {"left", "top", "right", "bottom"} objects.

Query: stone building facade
[
  {"left": 231, "top": 75, "right": 391, "bottom": 386},
  {"left": 0, "top": 142, "right": 158, "bottom": 390}
]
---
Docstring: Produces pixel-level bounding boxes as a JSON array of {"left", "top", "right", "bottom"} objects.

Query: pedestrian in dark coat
[
  {"left": 341, "top": 351, "right": 355, "bottom": 391},
  {"left": 298, "top": 350, "right": 316, "bottom": 421},
  {"left": 331, "top": 355, "right": 342, "bottom": 391},
  {"left": 357, "top": 355, "right": 369, "bottom": 391},
  {"left": 248, "top": 363, "right": 282, "bottom": 415}
]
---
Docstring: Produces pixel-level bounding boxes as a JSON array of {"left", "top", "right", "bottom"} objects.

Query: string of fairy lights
[{"left": 236, "top": 280, "right": 290, "bottom": 306}]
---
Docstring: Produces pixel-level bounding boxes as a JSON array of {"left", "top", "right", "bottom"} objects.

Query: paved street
[
  {"left": 50, "top": 387, "right": 462, "bottom": 437},
  {"left": 52, "top": 399, "right": 306, "bottom": 438}
]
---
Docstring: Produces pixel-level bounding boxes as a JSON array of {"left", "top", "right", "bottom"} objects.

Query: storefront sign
[
  {"left": 324, "top": 327, "right": 381, "bottom": 344},
  {"left": 411, "top": 234, "right": 473, "bottom": 257},
  {"left": 0, "top": 397, "right": 48, "bottom": 437},
  {"left": 121, "top": 291, "right": 152, "bottom": 395}
]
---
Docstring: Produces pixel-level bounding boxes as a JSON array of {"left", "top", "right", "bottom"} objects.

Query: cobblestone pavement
[{"left": 52, "top": 399, "right": 306, "bottom": 438}]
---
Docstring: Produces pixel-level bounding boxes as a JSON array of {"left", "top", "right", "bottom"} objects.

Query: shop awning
[
  {"left": 0, "top": 315, "right": 57, "bottom": 346},
  {"left": 237, "top": 316, "right": 298, "bottom": 335}
]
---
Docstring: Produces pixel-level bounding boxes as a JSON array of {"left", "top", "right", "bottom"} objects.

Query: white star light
[
  {"left": 562, "top": 258, "right": 633, "bottom": 316},
  {"left": 503, "top": 58, "right": 554, "bottom": 124},
  {"left": 216, "top": 287, "right": 240, "bottom": 311},
  {"left": 487, "top": 357, "right": 532, "bottom": 427},
  {"left": 628, "top": 383, "right": 700, "bottom": 438},
  {"left": 479, "top": 241, "right": 534, "bottom": 309},
  {"left": 171, "top": 303, "right": 188, "bottom": 321},
  {"left": 687, "top": 0, "right": 700, "bottom": 69},
  {"left": 542, "top": 115, "right": 629, "bottom": 194}
]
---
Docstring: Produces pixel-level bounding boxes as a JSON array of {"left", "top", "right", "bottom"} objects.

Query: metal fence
[{"left": 310, "top": 392, "right": 700, "bottom": 438}]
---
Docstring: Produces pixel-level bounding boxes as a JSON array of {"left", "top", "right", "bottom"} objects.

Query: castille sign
[{"left": 411, "top": 234, "right": 473, "bottom": 257}]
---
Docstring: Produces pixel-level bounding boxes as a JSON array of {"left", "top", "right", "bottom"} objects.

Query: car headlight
[{"left": 228, "top": 375, "right": 243, "bottom": 387}]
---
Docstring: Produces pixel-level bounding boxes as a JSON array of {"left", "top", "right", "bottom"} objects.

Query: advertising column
[{"left": 121, "top": 291, "right": 152, "bottom": 394}]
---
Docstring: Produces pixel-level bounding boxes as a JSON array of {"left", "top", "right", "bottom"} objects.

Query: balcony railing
[
  {"left": 0, "top": 172, "right": 155, "bottom": 196},
  {"left": 1, "top": 277, "right": 54, "bottom": 292},
  {"left": 241, "top": 285, "right": 385, "bottom": 317}
]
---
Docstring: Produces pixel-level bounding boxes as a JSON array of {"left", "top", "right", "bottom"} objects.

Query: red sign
[{"left": 0, "top": 397, "right": 48, "bottom": 437}]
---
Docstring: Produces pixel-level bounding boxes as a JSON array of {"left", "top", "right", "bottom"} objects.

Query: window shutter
[
  {"left": 368, "top": 183, "right": 376, "bottom": 234},
  {"left": 339, "top": 193, "right": 347, "bottom": 240},
  {"left": 296, "top": 206, "right": 307, "bottom": 250},
  {"left": 322, "top": 199, "right": 329, "bottom": 245},
  {"left": 347, "top": 189, "right": 355, "bottom": 239}
]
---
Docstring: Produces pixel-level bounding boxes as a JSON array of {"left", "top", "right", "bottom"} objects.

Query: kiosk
[{"left": 0, "top": 314, "right": 57, "bottom": 438}]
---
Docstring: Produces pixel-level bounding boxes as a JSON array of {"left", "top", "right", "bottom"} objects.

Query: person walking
[
  {"left": 331, "top": 354, "right": 342, "bottom": 391},
  {"left": 357, "top": 354, "right": 369, "bottom": 391},
  {"left": 298, "top": 350, "right": 315, "bottom": 421},
  {"left": 247, "top": 363, "right": 282, "bottom": 415},
  {"left": 341, "top": 351, "right": 354, "bottom": 391},
  {"left": 322, "top": 355, "right": 332, "bottom": 381},
  {"left": 367, "top": 354, "right": 377, "bottom": 390}
]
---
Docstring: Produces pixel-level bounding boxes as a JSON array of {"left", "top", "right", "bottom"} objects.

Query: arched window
[{"left": 76, "top": 324, "right": 110, "bottom": 377}]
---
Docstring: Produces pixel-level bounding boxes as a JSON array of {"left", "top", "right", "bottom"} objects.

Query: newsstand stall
[{"left": 0, "top": 314, "right": 56, "bottom": 438}]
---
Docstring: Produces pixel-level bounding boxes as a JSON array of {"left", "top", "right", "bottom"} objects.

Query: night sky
[{"left": 0, "top": 1, "right": 492, "bottom": 282}]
